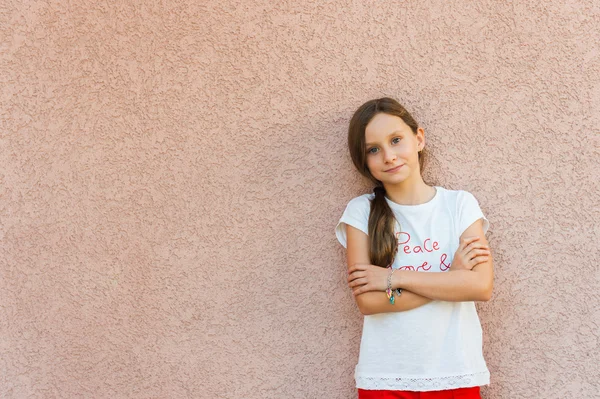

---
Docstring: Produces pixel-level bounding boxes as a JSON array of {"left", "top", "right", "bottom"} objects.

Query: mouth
[{"left": 385, "top": 164, "right": 404, "bottom": 172}]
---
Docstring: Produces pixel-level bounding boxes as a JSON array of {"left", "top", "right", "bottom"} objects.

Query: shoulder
[
  {"left": 440, "top": 187, "right": 489, "bottom": 234},
  {"left": 340, "top": 193, "right": 375, "bottom": 218},
  {"left": 335, "top": 193, "right": 375, "bottom": 247},
  {"left": 339, "top": 193, "right": 376, "bottom": 225},
  {"left": 436, "top": 186, "right": 477, "bottom": 205},
  {"left": 345, "top": 193, "right": 375, "bottom": 209},
  {"left": 433, "top": 185, "right": 460, "bottom": 206}
]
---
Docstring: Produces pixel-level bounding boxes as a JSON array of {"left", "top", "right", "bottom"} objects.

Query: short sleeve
[
  {"left": 335, "top": 195, "right": 370, "bottom": 249},
  {"left": 457, "top": 191, "right": 490, "bottom": 237}
]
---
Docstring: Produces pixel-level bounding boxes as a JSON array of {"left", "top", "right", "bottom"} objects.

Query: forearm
[
  {"left": 355, "top": 290, "right": 432, "bottom": 315},
  {"left": 392, "top": 270, "right": 489, "bottom": 302}
]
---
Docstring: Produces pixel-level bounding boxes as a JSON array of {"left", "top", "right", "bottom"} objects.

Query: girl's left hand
[{"left": 347, "top": 263, "right": 390, "bottom": 295}]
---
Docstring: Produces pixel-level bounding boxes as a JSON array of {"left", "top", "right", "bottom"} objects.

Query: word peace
[
  {"left": 395, "top": 232, "right": 440, "bottom": 254},
  {"left": 394, "top": 231, "right": 451, "bottom": 272}
]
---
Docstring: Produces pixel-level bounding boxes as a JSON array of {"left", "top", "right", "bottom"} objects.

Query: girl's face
[{"left": 364, "top": 113, "right": 424, "bottom": 185}]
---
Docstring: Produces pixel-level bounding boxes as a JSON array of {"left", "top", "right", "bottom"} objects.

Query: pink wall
[{"left": 1, "top": 1, "right": 598, "bottom": 398}]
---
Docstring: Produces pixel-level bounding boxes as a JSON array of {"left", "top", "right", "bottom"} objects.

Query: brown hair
[{"left": 347, "top": 97, "right": 427, "bottom": 268}]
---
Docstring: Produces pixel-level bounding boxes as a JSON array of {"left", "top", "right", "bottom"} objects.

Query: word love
[{"left": 394, "top": 232, "right": 451, "bottom": 272}]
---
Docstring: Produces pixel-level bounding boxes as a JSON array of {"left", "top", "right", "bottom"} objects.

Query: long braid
[{"left": 369, "top": 185, "right": 399, "bottom": 268}]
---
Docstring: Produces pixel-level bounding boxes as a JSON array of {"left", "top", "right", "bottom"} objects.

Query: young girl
[{"left": 335, "top": 97, "right": 494, "bottom": 399}]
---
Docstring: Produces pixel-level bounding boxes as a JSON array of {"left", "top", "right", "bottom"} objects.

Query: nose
[{"left": 382, "top": 147, "right": 397, "bottom": 163}]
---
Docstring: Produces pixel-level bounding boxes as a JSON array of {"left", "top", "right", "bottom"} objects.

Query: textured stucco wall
[{"left": 1, "top": 1, "right": 599, "bottom": 398}]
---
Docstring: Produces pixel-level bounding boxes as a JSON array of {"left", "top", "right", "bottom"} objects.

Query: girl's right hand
[{"left": 450, "top": 236, "right": 491, "bottom": 271}]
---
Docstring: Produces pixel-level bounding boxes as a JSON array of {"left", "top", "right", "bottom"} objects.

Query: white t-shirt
[{"left": 335, "top": 185, "right": 491, "bottom": 391}]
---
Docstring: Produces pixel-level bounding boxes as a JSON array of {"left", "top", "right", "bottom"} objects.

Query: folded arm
[
  {"left": 392, "top": 219, "right": 493, "bottom": 302},
  {"left": 345, "top": 224, "right": 432, "bottom": 315},
  {"left": 344, "top": 219, "right": 493, "bottom": 315},
  {"left": 353, "top": 290, "right": 432, "bottom": 315}
]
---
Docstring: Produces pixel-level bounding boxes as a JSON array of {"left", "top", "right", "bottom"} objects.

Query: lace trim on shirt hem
[{"left": 355, "top": 371, "right": 489, "bottom": 391}]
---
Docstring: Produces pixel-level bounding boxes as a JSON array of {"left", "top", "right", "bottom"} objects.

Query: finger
[
  {"left": 459, "top": 237, "right": 480, "bottom": 253},
  {"left": 347, "top": 271, "right": 363, "bottom": 282},
  {"left": 348, "top": 263, "right": 367, "bottom": 274},
  {"left": 348, "top": 277, "right": 366, "bottom": 288},
  {"left": 460, "top": 236, "right": 480, "bottom": 249},
  {"left": 353, "top": 282, "right": 372, "bottom": 295},
  {"left": 464, "top": 242, "right": 489, "bottom": 254},
  {"left": 465, "top": 242, "right": 489, "bottom": 252},
  {"left": 461, "top": 244, "right": 487, "bottom": 259},
  {"left": 466, "top": 248, "right": 491, "bottom": 260},
  {"left": 469, "top": 255, "right": 489, "bottom": 266},
  {"left": 473, "top": 250, "right": 491, "bottom": 260}
]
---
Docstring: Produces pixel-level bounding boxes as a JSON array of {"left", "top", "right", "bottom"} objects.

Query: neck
[{"left": 383, "top": 176, "right": 435, "bottom": 206}]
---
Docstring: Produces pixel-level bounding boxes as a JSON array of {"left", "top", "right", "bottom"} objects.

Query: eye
[
  {"left": 367, "top": 147, "right": 378, "bottom": 155},
  {"left": 392, "top": 137, "right": 402, "bottom": 144}
]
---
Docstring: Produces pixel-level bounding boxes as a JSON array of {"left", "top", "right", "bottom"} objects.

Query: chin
[
  {"left": 381, "top": 178, "right": 409, "bottom": 187},
  {"left": 382, "top": 171, "right": 410, "bottom": 182}
]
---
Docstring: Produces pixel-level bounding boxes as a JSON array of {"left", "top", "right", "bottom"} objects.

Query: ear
[{"left": 416, "top": 127, "right": 425, "bottom": 151}]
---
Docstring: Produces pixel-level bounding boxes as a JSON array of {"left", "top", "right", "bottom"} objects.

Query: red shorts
[{"left": 357, "top": 386, "right": 481, "bottom": 399}]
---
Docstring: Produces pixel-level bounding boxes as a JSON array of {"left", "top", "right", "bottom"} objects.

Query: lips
[{"left": 385, "top": 164, "right": 404, "bottom": 172}]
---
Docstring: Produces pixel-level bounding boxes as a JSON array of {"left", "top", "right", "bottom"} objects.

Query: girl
[{"left": 335, "top": 97, "right": 494, "bottom": 399}]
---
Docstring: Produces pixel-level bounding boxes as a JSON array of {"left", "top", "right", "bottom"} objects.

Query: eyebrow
[{"left": 366, "top": 130, "right": 403, "bottom": 146}]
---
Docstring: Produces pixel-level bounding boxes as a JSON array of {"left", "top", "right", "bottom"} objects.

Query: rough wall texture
[{"left": 1, "top": 0, "right": 598, "bottom": 398}]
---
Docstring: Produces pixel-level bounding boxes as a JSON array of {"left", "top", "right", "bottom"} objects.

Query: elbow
[
  {"left": 355, "top": 294, "right": 374, "bottom": 315},
  {"left": 359, "top": 306, "right": 373, "bottom": 316},
  {"left": 358, "top": 303, "right": 373, "bottom": 316},
  {"left": 478, "top": 283, "right": 493, "bottom": 302},
  {"left": 479, "top": 291, "right": 492, "bottom": 302}
]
